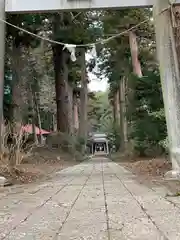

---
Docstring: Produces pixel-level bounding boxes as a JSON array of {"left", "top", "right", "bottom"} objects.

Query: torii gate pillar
[
  {"left": 153, "top": 0, "right": 180, "bottom": 178},
  {"left": 0, "top": 0, "right": 5, "bottom": 152}
]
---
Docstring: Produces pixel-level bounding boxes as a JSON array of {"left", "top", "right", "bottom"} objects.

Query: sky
[
  {"left": 88, "top": 72, "right": 108, "bottom": 92},
  {"left": 86, "top": 53, "right": 108, "bottom": 92}
]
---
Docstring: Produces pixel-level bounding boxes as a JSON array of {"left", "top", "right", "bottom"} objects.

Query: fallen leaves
[{"left": 0, "top": 147, "right": 77, "bottom": 185}]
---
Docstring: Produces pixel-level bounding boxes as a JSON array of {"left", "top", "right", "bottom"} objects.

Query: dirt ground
[
  {"left": 113, "top": 155, "right": 180, "bottom": 194},
  {"left": 121, "top": 157, "right": 171, "bottom": 178},
  {"left": 0, "top": 147, "right": 78, "bottom": 185}
]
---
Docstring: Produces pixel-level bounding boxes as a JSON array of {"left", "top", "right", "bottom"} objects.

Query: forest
[{"left": 2, "top": 5, "right": 180, "bottom": 178}]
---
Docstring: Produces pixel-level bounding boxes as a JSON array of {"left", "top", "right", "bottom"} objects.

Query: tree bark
[
  {"left": 112, "top": 90, "right": 120, "bottom": 127},
  {"left": 52, "top": 13, "right": 69, "bottom": 133},
  {"left": 116, "top": 90, "right": 120, "bottom": 123},
  {"left": 73, "top": 94, "right": 79, "bottom": 133},
  {"left": 52, "top": 113, "right": 56, "bottom": 131},
  {"left": 30, "top": 90, "right": 38, "bottom": 144},
  {"left": 129, "top": 31, "right": 142, "bottom": 77},
  {"left": 34, "top": 92, "right": 43, "bottom": 144},
  {"left": 128, "top": 31, "right": 142, "bottom": 152},
  {"left": 66, "top": 82, "right": 73, "bottom": 135},
  {"left": 63, "top": 51, "right": 74, "bottom": 135},
  {"left": 119, "top": 77, "right": 128, "bottom": 151},
  {"left": 79, "top": 48, "right": 88, "bottom": 142},
  {"left": 112, "top": 97, "right": 116, "bottom": 126},
  {"left": 11, "top": 44, "right": 23, "bottom": 133},
  {"left": 52, "top": 44, "right": 67, "bottom": 132}
]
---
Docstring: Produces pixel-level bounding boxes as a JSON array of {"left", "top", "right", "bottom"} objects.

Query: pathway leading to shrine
[{"left": 0, "top": 157, "right": 180, "bottom": 239}]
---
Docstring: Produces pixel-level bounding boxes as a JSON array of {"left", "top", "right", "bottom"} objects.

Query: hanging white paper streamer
[{"left": 63, "top": 44, "right": 76, "bottom": 62}]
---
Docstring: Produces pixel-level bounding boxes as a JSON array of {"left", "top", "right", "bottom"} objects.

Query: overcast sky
[
  {"left": 88, "top": 72, "right": 108, "bottom": 92},
  {"left": 86, "top": 52, "right": 108, "bottom": 92}
]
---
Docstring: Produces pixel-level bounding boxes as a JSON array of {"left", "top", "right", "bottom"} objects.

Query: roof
[
  {"left": 93, "top": 137, "right": 108, "bottom": 142},
  {"left": 88, "top": 133, "right": 108, "bottom": 143},
  {"left": 21, "top": 124, "right": 50, "bottom": 135},
  {"left": 93, "top": 133, "right": 107, "bottom": 138}
]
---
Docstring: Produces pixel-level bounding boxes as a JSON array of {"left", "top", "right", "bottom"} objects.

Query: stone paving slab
[
  {"left": 106, "top": 161, "right": 180, "bottom": 239},
  {"left": 0, "top": 157, "right": 180, "bottom": 239}
]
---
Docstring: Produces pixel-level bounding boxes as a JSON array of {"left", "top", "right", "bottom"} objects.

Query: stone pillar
[
  {"left": 106, "top": 141, "right": 109, "bottom": 155},
  {"left": 0, "top": 0, "right": 5, "bottom": 151},
  {"left": 153, "top": 0, "right": 180, "bottom": 178},
  {"left": 91, "top": 143, "right": 93, "bottom": 155}
]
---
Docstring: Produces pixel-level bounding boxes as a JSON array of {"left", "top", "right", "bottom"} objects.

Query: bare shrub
[
  {"left": 46, "top": 132, "right": 85, "bottom": 161},
  {"left": 0, "top": 123, "right": 34, "bottom": 173}
]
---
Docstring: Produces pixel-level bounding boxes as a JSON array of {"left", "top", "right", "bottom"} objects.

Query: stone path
[{"left": 0, "top": 157, "right": 180, "bottom": 239}]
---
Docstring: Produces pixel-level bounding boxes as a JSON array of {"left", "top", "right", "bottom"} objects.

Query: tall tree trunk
[
  {"left": 116, "top": 90, "right": 120, "bottom": 123},
  {"left": 113, "top": 90, "right": 120, "bottom": 126},
  {"left": 52, "top": 113, "right": 56, "bottom": 131},
  {"left": 30, "top": 89, "right": 38, "bottom": 144},
  {"left": 11, "top": 44, "right": 23, "bottom": 132},
  {"left": 119, "top": 77, "right": 128, "bottom": 151},
  {"left": 128, "top": 31, "right": 142, "bottom": 153},
  {"left": 73, "top": 94, "right": 79, "bottom": 133},
  {"left": 34, "top": 92, "right": 43, "bottom": 144},
  {"left": 52, "top": 44, "right": 67, "bottom": 132},
  {"left": 66, "top": 83, "right": 73, "bottom": 135},
  {"left": 63, "top": 51, "right": 73, "bottom": 135},
  {"left": 52, "top": 14, "right": 68, "bottom": 133},
  {"left": 173, "top": 6, "right": 180, "bottom": 71},
  {"left": 112, "top": 97, "right": 116, "bottom": 126},
  {"left": 129, "top": 31, "right": 142, "bottom": 77},
  {"left": 122, "top": 78, "right": 128, "bottom": 148},
  {"left": 79, "top": 48, "right": 88, "bottom": 151}
]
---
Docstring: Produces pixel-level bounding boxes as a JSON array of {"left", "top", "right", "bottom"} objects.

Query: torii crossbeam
[{"left": 5, "top": 0, "right": 180, "bottom": 13}]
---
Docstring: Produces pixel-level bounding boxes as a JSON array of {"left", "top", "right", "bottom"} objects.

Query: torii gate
[
  {"left": 3, "top": 0, "right": 180, "bottom": 12},
  {"left": 0, "top": 0, "right": 180, "bottom": 177}
]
